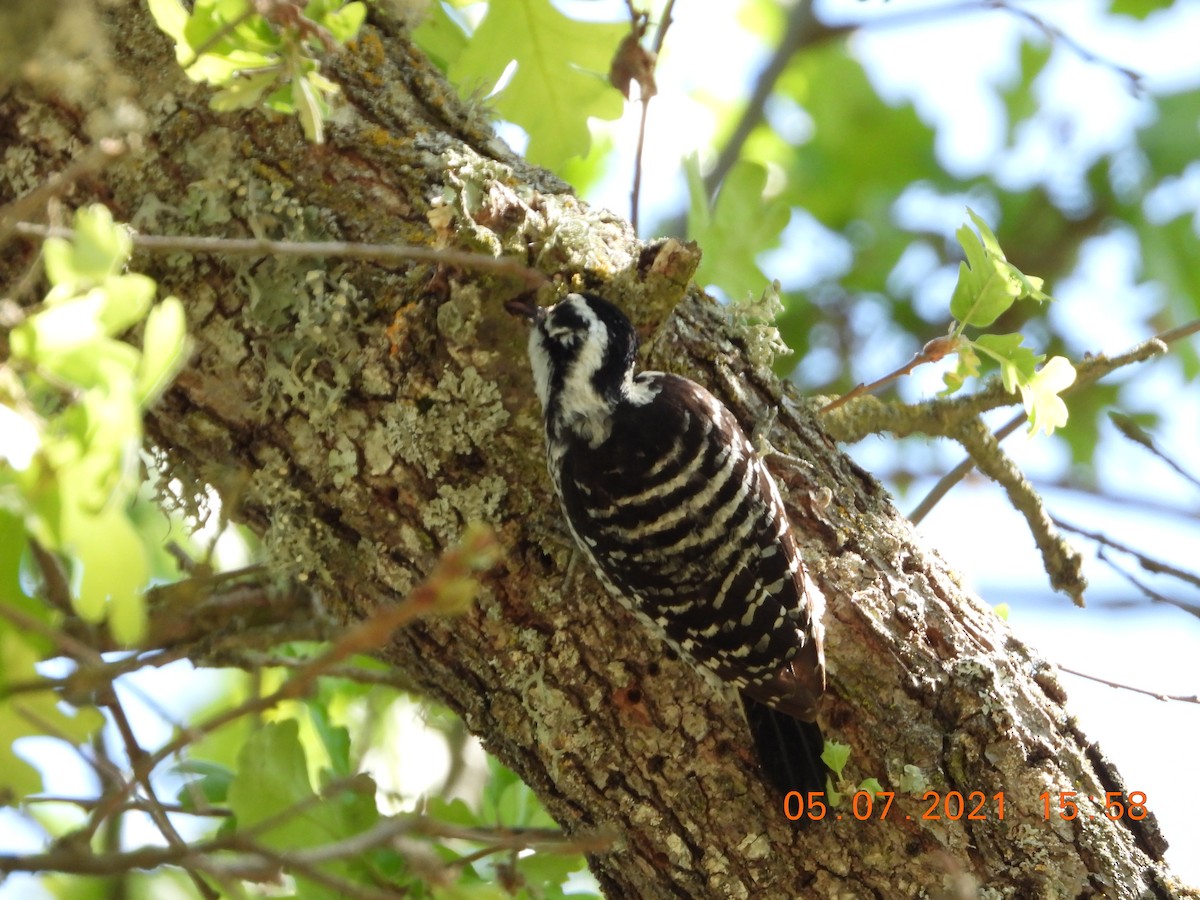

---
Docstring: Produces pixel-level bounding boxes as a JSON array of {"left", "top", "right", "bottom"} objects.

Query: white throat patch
[{"left": 527, "top": 296, "right": 662, "bottom": 449}]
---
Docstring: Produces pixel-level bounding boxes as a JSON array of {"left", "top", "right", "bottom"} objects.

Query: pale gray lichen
[
  {"left": 384, "top": 365, "right": 509, "bottom": 477},
  {"left": 727, "top": 280, "right": 790, "bottom": 372},
  {"left": 3, "top": 145, "right": 39, "bottom": 194},
  {"left": 252, "top": 449, "right": 337, "bottom": 585},
  {"left": 436, "top": 284, "right": 483, "bottom": 347},
  {"left": 420, "top": 474, "right": 507, "bottom": 544},
  {"left": 241, "top": 261, "right": 363, "bottom": 426},
  {"left": 328, "top": 435, "right": 359, "bottom": 488},
  {"left": 358, "top": 536, "right": 418, "bottom": 597},
  {"left": 362, "top": 425, "right": 395, "bottom": 477}
]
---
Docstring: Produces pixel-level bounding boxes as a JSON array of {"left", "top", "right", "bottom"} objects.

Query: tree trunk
[{"left": 1, "top": 4, "right": 1182, "bottom": 898}]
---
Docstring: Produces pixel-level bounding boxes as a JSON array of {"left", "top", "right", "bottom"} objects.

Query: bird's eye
[{"left": 544, "top": 306, "right": 589, "bottom": 342}]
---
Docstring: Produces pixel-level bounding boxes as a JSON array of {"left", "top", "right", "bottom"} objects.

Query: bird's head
[{"left": 506, "top": 293, "right": 639, "bottom": 441}]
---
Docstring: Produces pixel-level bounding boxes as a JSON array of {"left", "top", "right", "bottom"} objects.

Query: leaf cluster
[
  {"left": 148, "top": 0, "right": 366, "bottom": 142},
  {"left": 942, "top": 210, "right": 1076, "bottom": 436},
  {"left": 2, "top": 205, "right": 188, "bottom": 647}
]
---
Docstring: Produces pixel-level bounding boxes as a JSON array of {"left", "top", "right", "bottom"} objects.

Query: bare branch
[
  {"left": 950, "top": 416, "right": 1086, "bottom": 603},
  {"left": 897, "top": 320, "right": 1200, "bottom": 521},
  {"left": 10, "top": 223, "right": 548, "bottom": 289},
  {"left": 1055, "top": 518, "right": 1200, "bottom": 592},
  {"left": 1057, "top": 665, "right": 1199, "bottom": 705}
]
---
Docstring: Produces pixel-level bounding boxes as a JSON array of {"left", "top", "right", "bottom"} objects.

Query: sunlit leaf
[
  {"left": 448, "top": 0, "right": 625, "bottom": 168},
  {"left": 323, "top": 1, "right": 366, "bottom": 43},
  {"left": 689, "top": 159, "right": 790, "bottom": 302},
  {"left": 0, "top": 629, "right": 104, "bottom": 802},
  {"left": 1110, "top": 0, "right": 1175, "bottom": 19},
  {"left": 137, "top": 296, "right": 189, "bottom": 408},
  {"left": 974, "top": 332, "right": 1041, "bottom": 394},
  {"left": 42, "top": 206, "right": 131, "bottom": 289},
  {"left": 412, "top": 1, "right": 470, "bottom": 72},
  {"left": 1019, "top": 356, "right": 1077, "bottom": 436},
  {"left": 65, "top": 507, "right": 148, "bottom": 640}
]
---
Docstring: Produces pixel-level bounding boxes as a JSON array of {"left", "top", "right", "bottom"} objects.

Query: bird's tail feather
[{"left": 740, "top": 693, "right": 828, "bottom": 799}]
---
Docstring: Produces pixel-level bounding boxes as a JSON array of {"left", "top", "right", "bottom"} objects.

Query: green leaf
[
  {"left": 481, "top": 757, "right": 554, "bottom": 828},
  {"left": 412, "top": 2, "right": 470, "bottom": 72},
  {"left": 776, "top": 45, "right": 942, "bottom": 231},
  {"left": 683, "top": 153, "right": 710, "bottom": 232},
  {"left": 137, "top": 297, "right": 189, "bottom": 408},
  {"left": 64, "top": 507, "right": 148, "bottom": 642},
  {"left": 1135, "top": 214, "right": 1200, "bottom": 376},
  {"left": 210, "top": 69, "right": 282, "bottom": 111},
  {"left": 973, "top": 332, "right": 1041, "bottom": 394},
  {"left": 448, "top": 0, "right": 625, "bottom": 169},
  {"left": 1018, "top": 356, "right": 1077, "bottom": 436},
  {"left": 1137, "top": 88, "right": 1200, "bottom": 179},
  {"left": 1000, "top": 39, "right": 1052, "bottom": 146},
  {"left": 184, "top": 0, "right": 281, "bottom": 60},
  {"left": 821, "top": 740, "right": 851, "bottom": 777},
  {"left": 321, "top": 1, "right": 366, "bottom": 43},
  {"left": 0, "top": 627, "right": 104, "bottom": 803},
  {"left": 941, "top": 342, "right": 980, "bottom": 395},
  {"left": 228, "top": 719, "right": 322, "bottom": 835},
  {"left": 175, "top": 760, "right": 235, "bottom": 809},
  {"left": 146, "top": 0, "right": 189, "bottom": 48},
  {"left": 42, "top": 205, "right": 131, "bottom": 289},
  {"left": 1110, "top": 0, "right": 1175, "bottom": 18},
  {"left": 689, "top": 160, "right": 790, "bottom": 302},
  {"left": 950, "top": 210, "right": 1050, "bottom": 328},
  {"left": 58, "top": 386, "right": 140, "bottom": 510},
  {"left": 306, "top": 700, "right": 352, "bottom": 778},
  {"left": 98, "top": 275, "right": 157, "bottom": 334},
  {"left": 425, "top": 796, "right": 479, "bottom": 829},
  {"left": 295, "top": 70, "right": 327, "bottom": 143},
  {"left": 856, "top": 777, "right": 885, "bottom": 796},
  {"left": 227, "top": 719, "right": 378, "bottom": 897},
  {"left": 514, "top": 850, "right": 586, "bottom": 893}
]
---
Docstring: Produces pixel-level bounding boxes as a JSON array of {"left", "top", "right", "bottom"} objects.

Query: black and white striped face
[{"left": 507, "top": 293, "right": 645, "bottom": 446}]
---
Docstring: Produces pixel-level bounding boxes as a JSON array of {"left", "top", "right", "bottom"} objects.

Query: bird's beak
[{"left": 505, "top": 297, "right": 546, "bottom": 323}]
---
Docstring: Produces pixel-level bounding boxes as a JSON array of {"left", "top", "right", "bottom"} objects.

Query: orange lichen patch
[{"left": 386, "top": 301, "right": 422, "bottom": 357}]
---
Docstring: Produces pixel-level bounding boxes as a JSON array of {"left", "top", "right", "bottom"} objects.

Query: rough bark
[{"left": 0, "top": 4, "right": 1186, "bottom": 898}]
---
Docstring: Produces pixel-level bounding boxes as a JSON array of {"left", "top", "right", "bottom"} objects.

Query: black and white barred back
[{"left": 507, "top": 292, "right": 828, "bottom": 795}]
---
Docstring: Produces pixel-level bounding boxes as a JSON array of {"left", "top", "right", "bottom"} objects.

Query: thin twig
[
  {"left": 11, "top": 223, "right": 548, "bottom": 288},
  {"left": 1057, "top": 665, "right": 1199, "bottom": 704},
  {"left": 25, "top": 795, "right": 233, "bottom": 817},
  {"left": 820, "top": 336, "right": 958, "bottom": 414},
  {"left": 1097, "top": 548, "right": 1200, "bottom": 620},
  {"left": 73, "top": 528, "right": 499, "bottom": 845},
  {"left": 632, "top": 94, "right": 652, "bottom": 233},
  {"left": 1109, "top": 413, "right": 1200, "bottom": 492},
  {"left": 909, "top": 411, "right": 1025, "bottom": 524},
  {"left": 620, "top": 0, "right": 675, "bottom": 233},
  {"left": 1054, "top": 518, "right": 1200, "bottom": 591},
  {"left": 102, "top": 689, "right": 220, "bottom": 899},
  {"left": 0, "top": 140, "right": 128, "bottom": 243},
  {"left": 904, "top": 319, "right": 1200, "bottom": 522}
]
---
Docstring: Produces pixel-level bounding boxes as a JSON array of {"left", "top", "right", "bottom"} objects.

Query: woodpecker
[{"left": 506, "top": 292, "right": 828, "bottom": 797}]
